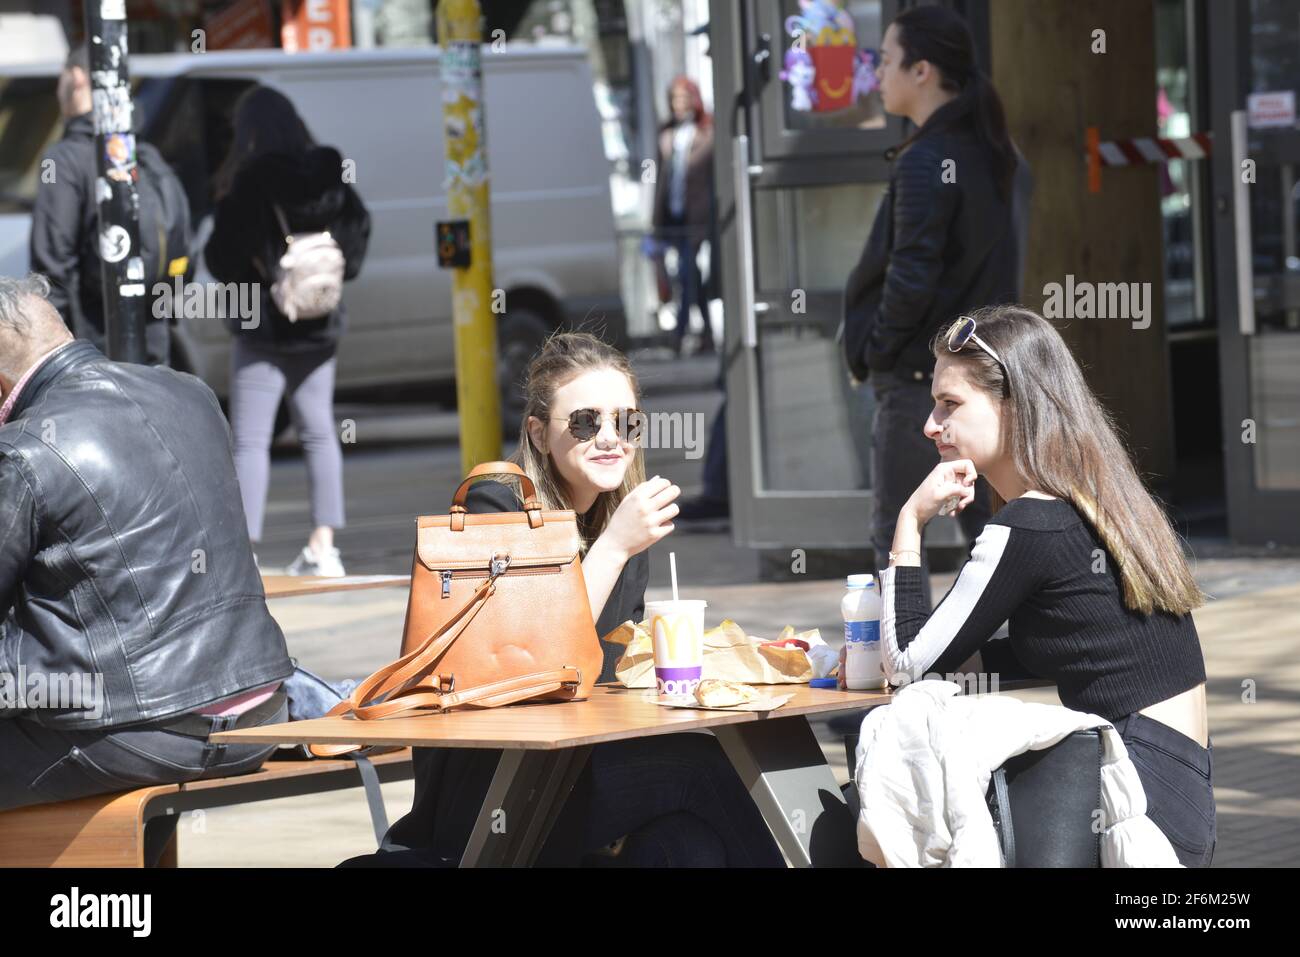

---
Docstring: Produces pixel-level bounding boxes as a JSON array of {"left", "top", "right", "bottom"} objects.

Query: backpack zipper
[{"left": 439, "top": 565, "right": 561, "bottom": 598}]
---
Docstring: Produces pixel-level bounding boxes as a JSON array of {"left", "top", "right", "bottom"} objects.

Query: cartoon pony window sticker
[
  {"left": 781, "top": 0, "right": 878, "bottom": 114},
  {"left": 780, "top": 46, "right": 818, "bottom": 112}
]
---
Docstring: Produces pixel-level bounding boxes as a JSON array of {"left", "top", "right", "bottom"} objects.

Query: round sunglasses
[{"left": 550, "top": 407, "right": 645, "bottom": 441}]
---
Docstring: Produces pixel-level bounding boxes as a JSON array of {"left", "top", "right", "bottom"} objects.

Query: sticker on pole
[
  {"left": 441, "top": 40, "right": 487, "bottom": 188},
  {"left": 1248, "top": 91, "right": 1295, "bottom": 129},
  {"left": 92, "top": 86, "right": 134, "bottom": 134},
  {"left": 101, "top": 0, "right": 127, "bottom": 20},
  {"left": 99, "top": 225, "right": 130, "bottom": 263},
  {"left": 435, "top": 220, "right": 471, "bottom": 268},
  {"left": 104, "top": 132, "right": 136, "bottom": 182}
]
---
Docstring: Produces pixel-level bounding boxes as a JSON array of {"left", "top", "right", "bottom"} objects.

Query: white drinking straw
[{"left": 670, "top": 551, "right": 679, "bottom": 601}]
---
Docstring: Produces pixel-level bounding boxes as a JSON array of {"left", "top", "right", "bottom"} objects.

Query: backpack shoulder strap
[{"left": 270, "top": 202, "right": 292, "bottom": 242}]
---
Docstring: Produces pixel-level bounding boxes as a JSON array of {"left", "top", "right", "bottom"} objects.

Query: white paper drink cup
[{"left": 644, "top": 599, "right": 707, "bottom": 698}]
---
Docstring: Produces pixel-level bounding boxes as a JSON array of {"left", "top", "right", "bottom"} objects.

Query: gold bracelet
[{"left": 888, "top": 549, "right": 922, "bottom": 564}]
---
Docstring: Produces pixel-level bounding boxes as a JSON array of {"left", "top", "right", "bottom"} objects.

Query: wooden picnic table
[
  {"left": 260, "top": 574, "right": 410, "bottom": 599},
  {"left": 214, "top": 683, "right": 892, "bottom": 868}
]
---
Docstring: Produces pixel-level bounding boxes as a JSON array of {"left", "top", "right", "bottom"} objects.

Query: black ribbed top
[{"left": 879, "top": 496, "right": 1207, "bottom": 721}]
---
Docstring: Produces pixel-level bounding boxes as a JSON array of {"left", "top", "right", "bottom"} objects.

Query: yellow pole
[{"left": 438, "top": 0, "right": 501, "bottom": 474}]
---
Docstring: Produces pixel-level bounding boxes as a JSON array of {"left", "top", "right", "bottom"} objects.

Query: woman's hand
[
  {"left": 837, "top": 643, "right": 848, "bottom": 690},
  {"left": 904, "top": 458, "right": 979, "bottom": 526},
  {"left": 599, "top": 476, "right": 680, "bottom": 562}
]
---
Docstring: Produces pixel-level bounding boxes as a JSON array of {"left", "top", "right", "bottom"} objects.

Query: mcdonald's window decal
[{"left": 780, "top": 1, "right": 878, "bottom": 114}]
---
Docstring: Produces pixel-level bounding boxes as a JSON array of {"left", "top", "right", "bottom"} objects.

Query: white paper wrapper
[
  {"left": 643, "top": 690, "right": 796, "bottom": 712},
  {"left": 607, "top": 619, "right": 823, "bottom": 688}
]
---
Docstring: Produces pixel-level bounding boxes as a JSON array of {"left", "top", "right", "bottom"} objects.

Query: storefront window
[
  {"left": 1244, "top": 0, "right": 1300, "bottom": 490},
  {"left": 755, "top": 181, "right": 887, "bottom": 293},
  {"left": 1155, "top": 0, "right": 1206, "bottom": 328},
  {"left": 776, "top": 0, "right": 885, "bottom": 133}
]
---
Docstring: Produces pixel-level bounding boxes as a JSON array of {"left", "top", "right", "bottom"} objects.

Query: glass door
[
  {"left": 710, "top": 0, "right": 967, "bottom": 553},
  {"left": 752, "top": 0, "right": 904, "bottom": 159},
  {"left": 1210, "top": 0, "right": 1300, "bottom": 544}
]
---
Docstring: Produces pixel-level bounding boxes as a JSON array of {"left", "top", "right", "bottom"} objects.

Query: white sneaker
[{"left": 287, "top": 544, "right": 346, "bottom": 578}]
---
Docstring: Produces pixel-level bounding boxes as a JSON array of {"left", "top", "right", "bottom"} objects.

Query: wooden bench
[{"left": 0, "top": 749, "right": 413, "bottom": 867}]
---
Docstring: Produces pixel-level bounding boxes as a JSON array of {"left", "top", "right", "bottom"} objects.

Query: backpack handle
[{"left": 271, "top": 203, "right": 293, "bottom": 245}]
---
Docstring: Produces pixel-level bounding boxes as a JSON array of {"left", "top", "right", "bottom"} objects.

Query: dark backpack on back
[{"left": 134, "top": 145, "right": 192, "bottom": 284}]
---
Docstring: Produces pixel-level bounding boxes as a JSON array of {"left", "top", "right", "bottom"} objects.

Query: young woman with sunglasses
[
  {"left": 843, "top": 305, "right": 1216, "bottom": 866},
  {"left": 377, "top": 333, "right": 785, "bottom": 867}
]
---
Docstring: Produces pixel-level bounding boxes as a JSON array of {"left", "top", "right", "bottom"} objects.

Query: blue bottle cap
[{"left": 809, "top": 677, "right": 839, "bottom": 689}]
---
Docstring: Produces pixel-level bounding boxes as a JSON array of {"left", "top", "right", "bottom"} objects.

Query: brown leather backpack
[{"left": 309, "top": 462, "right": 603, "bottom": 757}]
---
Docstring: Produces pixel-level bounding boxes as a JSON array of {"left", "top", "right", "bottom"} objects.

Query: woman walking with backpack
[{"left": 206, "top": 86, "right": 370, "bottom": 576}]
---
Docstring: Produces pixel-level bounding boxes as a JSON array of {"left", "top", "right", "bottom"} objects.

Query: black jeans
[
  {"left": 0, "top": 694, "right": 287, "bottom": 811},
  {"left": 1113, "top": 712, "right": 1216, "bottom": 867},
  {"left": 385, "top": 732, "right": 787, "bottom": 867},
  {"left": 534, "top": 733, "right": 786, "bottom": 867},
  {"left": 867, "top": 369, "right": 992, "bottom": 606},
  {"left": 700, "top": 396, "right": 728, "bottom": 503}
]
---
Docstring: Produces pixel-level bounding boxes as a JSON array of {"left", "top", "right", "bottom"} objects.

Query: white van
[{"left": 0, "top": 46, "right": 626, "bottom": 409}]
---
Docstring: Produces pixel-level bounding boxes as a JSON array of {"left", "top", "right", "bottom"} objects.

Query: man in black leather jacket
[
  {"left": 841, "top": 12, "right": 1032, "bottom": 607},
  {"left": 0, "top": 275, "right": 293, "bottom": 812}
]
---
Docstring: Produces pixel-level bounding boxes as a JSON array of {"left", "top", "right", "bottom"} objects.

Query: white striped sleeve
[{"left": 878, "top": 523, "right": 1040, "bottom": 684}]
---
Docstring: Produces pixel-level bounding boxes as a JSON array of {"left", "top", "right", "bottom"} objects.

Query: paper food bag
[{"left": 605, "top": 619, "right": 820, "bottom": 688}]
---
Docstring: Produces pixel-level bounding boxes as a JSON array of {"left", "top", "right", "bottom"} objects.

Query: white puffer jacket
[{"left": 854, "top": 681, "right": 1182, "bottom": 867}]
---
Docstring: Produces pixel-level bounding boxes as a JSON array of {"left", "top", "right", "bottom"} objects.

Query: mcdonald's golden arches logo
[{"left": 651, "top": 613, "right": 702, "bottom": 661}]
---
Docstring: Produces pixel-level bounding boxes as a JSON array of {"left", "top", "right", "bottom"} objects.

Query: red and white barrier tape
[
  {"left": 1085, "top": 126, "right": 1213, "bottom": 193},
  {"left": 1095, "top": 132, "right": 1213, "bottom": 166}
]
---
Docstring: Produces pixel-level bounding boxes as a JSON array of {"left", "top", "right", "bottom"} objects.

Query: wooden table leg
[
  {"left": 713, "top": 716, "right": 863, "bottom": 868},
  {"left": 460, "top": 746, "right": 592, "bottom": 867}
]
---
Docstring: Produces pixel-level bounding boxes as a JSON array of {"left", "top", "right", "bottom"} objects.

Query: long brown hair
[
  {"left": 494, "top": 332, "right": 647, "bottom": 554},
  {"left": 933, "top": 305, "right": 1206, "bottom": 616}
]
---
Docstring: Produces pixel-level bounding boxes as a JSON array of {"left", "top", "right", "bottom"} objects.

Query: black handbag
[{"left": 984, "top": 728, "right": 1106, "bottom": 867}]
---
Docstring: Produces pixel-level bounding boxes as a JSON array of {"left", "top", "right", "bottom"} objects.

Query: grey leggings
[{"left": 230, "top": 338, "right": 345, "bottom": 542}]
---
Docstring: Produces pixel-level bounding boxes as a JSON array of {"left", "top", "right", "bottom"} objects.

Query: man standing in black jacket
[
  {"left": 842, "top": 8, "right": 1031, "bottom": 606},
  {"left": 28, "top": 47, "right": 186, "bottom": 366},
  {"left": 0, "top": 275, "right": 293, "bottom": 814}
]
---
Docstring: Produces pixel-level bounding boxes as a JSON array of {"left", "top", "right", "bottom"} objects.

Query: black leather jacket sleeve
[
  {"left": 867, "top": 142, "right": 959, "bottom": 371},
  {"left": 0, "top": 457, "right": 38, "bottom": 695}
]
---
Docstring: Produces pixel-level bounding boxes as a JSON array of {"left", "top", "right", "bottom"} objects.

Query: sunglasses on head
[
  {"left": 947, "top": 316, "right": 1010, "bottom": 391},
  {"left": 551, "top": 407, "right": 645, "bottom": 441}
]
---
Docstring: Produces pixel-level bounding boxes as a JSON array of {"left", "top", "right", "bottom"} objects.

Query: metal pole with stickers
[
  {"left": 437, "top": 0, "right": 502, "bottom": 474},
  {"left": 83, "top": 0, "right": 148, "bottom": 363}
]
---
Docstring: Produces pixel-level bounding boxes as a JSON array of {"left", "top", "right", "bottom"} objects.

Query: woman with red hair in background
[{"left": 652, "top": 76, "right": 715, "bottom": 357}]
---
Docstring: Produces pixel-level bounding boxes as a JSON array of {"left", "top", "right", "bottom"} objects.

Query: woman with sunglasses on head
[
  {"left": 842, "top": 305, "right": 1216, "bottom": 866},
  {"left": 376, "top": 333, "right": 785, "bottom": 868}
]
